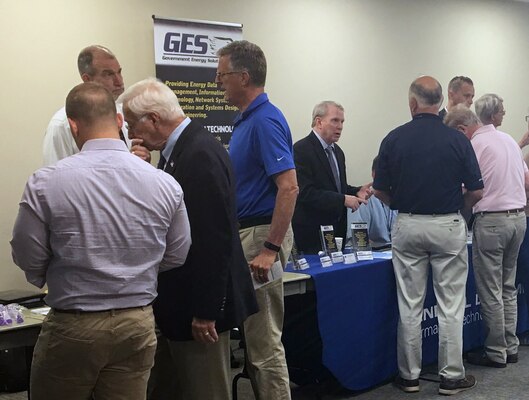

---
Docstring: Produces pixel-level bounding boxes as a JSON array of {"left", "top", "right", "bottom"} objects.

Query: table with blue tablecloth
[{"left": 282, "top": 248, "right": 529, "bottom": 391}]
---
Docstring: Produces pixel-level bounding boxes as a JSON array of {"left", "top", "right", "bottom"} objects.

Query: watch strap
[{"left": 263, "top": 240, "right": 281, "bottom": 252}]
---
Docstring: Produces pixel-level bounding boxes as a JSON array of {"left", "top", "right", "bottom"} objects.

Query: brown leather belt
[{"left": 53, "top": 304, "right": 150, "bottom": 314}]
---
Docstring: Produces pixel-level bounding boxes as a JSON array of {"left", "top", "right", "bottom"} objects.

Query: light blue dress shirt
[{"left": 349, "top": 197, "right": 397, "bottom": 248}]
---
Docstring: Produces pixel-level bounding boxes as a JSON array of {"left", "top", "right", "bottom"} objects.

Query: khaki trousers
[
  {"left": 392, "top": 214, "right": 468, "bottom": 380},
  {"left": 239, "top": 224, "right": 293, "bottom": 400},
  {"left": 31, "top": 306, "right": 156, "bottom": 400},
  {"left": 165, "top": 331, "right": 231, "bottom": 400},
  {"left": 472, "top": 212, "right": 526, "bottom": 362}
]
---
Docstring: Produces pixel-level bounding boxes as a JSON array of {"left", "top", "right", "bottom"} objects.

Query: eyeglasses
[
  {"left": 215, "top": 70, "right": 245, "bottom": 79},
  {"left": 126, "top": 114, "right": 148, "bottom": 133}
]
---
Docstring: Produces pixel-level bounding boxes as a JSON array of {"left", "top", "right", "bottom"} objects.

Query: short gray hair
[
  {"left": 474, "top": 93, "right": 503, "bottom": 125},
  {"left": 217, "top": 40, "right": 267, "bottom": 87},
  {"left": 409, "top": 79, "right": 443, "bottom": 108},
  {"left": 311, "top": 101, "right": 344, "bottom": 127},
  {"left": 444, "top": 104, "right": 481, "bottom": 129},
  {"left": 117, "top": 77, "right": 184, "bottom": 121},
  {"left": 78, "top": 45, "right": 116, "bottom": 76}
]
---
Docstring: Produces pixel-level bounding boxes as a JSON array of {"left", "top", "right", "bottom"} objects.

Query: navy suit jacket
[
  {"left": 292, "top": 131, "right": 360, "bottom": 253},
  {"left": 153, "top": 119, "right": 258, "bottom": 340}
]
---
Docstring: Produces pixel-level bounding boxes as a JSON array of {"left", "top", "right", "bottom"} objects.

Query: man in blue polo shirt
[
  {"left": 216, "top": 40, "right": 298, "bottom": 400},
  {"left": 374, "top": 76, "right": 483, "bottom": 396}
]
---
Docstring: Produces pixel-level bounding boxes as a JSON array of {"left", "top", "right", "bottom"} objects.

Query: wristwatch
[{"left": 263, "top": 241, "right": 281, "bottom": 252}]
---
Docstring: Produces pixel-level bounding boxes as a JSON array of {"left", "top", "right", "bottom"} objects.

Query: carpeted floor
[
  {"left": 233, "top": 345, "right": 529, "bottom": 400},
  {"left": 3, "top": 345, "right": 528, "bottom": 399}
]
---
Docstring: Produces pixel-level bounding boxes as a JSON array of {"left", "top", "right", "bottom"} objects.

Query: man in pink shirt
[{"left": 464, "top": 94, "right": 529, "bottom": 368}]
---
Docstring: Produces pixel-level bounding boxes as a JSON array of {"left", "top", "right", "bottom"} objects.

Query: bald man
[
  {"left": 374, "top": 76, "right": 483, "bottom": 396},
  {"left": 12, "top": 82, "right": 191, "bottom": 399}
]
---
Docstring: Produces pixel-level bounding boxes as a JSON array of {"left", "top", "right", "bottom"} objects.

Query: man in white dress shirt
[{"left": 42, "top": 45, "right": 150, "bottom": 165}]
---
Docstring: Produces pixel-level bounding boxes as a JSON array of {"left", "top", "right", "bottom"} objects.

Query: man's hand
[
  {"left": 191, "top": 317, "right": 218, "bottom": 344},
  {"left": 249, "top": 248, "right": 277, "bottom": 284},
  {"left": 131, "top": 139, "right": 151, "bottom": 162},
  {"left": 344, "top": 195, "right": 368, "bottom": 211},
  {"left": 356, "top": 182, "right": 373, "bottom": 200}
]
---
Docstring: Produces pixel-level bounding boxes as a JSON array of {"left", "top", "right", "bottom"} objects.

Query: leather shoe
[
  {"left": 466, "top": 351, "right": 506, "bottom": 368},
  {"left": 507, "top": 353, "right": 518, "bottom": 363},
  {"left": 393, "top": 376, "right": 420, "bottom": 393},
  {"left": 439, "top": 375, "right": 476, "bottom": 396}
]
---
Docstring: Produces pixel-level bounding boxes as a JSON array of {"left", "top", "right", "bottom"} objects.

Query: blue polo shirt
[
  {"left": 229, "top": 93, "right": 295, "bottom": 219},
  {"left": 373, "top": 113, "right": 483, "bottom": 214}
]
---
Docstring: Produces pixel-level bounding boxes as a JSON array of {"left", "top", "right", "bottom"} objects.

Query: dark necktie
[
  {"left": 118, "top": 129, "right": 127, "bottom": 145},
  {"left": 325, "top": 146, "right": 341, "bottom": 192},
  {"left": 157, "top": 153, "right": 166, "bottom": 170}
]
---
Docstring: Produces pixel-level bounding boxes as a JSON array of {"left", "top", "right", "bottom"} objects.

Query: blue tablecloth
[{"left": 285, "top": 248, "right": 529, "bottom": 391}]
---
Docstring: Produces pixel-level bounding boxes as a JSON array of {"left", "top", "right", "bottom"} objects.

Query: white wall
[{"left": 2, "top": 0, "right": 529, "bottom": 291}]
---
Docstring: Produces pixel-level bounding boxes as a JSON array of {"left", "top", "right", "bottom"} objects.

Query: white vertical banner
[{"left": 153, "top": 16, "right": 243, "bottom": 146}]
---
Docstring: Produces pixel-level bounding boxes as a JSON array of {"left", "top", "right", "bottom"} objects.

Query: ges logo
[{"left": 164, "top": 33, "right": 233, "bottom": 56}]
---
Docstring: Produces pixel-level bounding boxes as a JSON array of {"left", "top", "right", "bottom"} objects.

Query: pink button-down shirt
[{"left": 471, "top": 124, "right": 528, "bottom": 213}]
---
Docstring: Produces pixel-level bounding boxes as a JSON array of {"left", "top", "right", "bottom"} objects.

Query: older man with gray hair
[
  {"left": 120, "top": 78, "right": 258, "bottom": 400},
  {"left": 444, "top": 105, "right": 484, "bottom": 228},
  {"left": 475, "top": 93, "right": 506, "bottom": 127},
  {"left": 444, "top": 104, "right": 482, "bottom": 140},
  {"left": 374, "top": 76, "right": 483, "bottom": 395},
  {"left": 293, "top": 100, "right": 371, "bottom": 253},
  {"left": 464, "top": 94, "right": 529, "bottom": 368}
]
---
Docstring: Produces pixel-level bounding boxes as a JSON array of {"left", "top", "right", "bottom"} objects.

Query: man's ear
[
  {"left": 116, "top": 113, "right": 123, "bottom": 129},
  {"left": 81, "top": 73, "right": 91, "bottom": 83},
  {"left": 148, "top": 112, "right": 161, "bottom": 127},
  {"left": 68, "top": 117, "right": 84, "bottom": 149},
  {"left": 457, "top": 124, "right": 467, "bottom": 134},
  {"left": 409, "top": 97, "right": 418, "bottom": 115},
  {"left": 68, "top": 117, "right": 79, "bottom": 138},
  {"left": 240, "top": 70, "right": 251, "bottom": 87}
]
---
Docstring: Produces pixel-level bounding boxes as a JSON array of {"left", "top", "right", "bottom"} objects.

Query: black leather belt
[
  {"left": 238, "top": 215, "right": 273, "bottom": 230},
  {"left": 476, "top": 209, "right": 524, "bottom": 215},
  {"left": 53, "top": 304, "right": 149, "bottom": 314}
]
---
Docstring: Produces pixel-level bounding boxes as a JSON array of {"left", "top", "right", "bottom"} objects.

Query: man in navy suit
[
  {"left": 120, "top": 77, "right": 258, "bottom": 400},
  {"left": 292, "top": 101, "right": 371, "bottom": 253}
]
